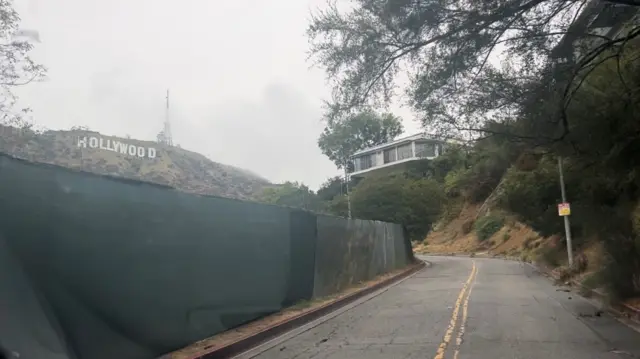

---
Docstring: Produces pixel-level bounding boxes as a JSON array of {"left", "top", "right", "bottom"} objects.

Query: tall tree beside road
[
  {"left": 0, "top": 0, "right": 46, "bottom": 127},
  {"left": 318, "top": 110, "right": 403, "bottom": 169},
  {"left": 307, "top": 0, "right": 640, "bottom": 140}
]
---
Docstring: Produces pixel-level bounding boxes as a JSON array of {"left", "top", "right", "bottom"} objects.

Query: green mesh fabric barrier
[{"left": 0, "top": 154, "right": 412, "bottom": 359}]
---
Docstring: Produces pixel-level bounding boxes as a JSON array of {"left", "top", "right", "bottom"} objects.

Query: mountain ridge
[{"left": 0, "top": 125, "right": 271, "bottom": 200}]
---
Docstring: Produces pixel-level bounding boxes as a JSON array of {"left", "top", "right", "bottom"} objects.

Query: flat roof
[{"left": 352, "top": 133, "right": 442, "bottom": 157}]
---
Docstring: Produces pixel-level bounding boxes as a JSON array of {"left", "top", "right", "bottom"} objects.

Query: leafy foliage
[
  {"left": 307, "top": 2, "right": 640, "bottom": 299},
  {"left": 497, "top": 157, "right": 562, "bottom": 236},
  {"left": 474, "top": 214, "right": 504, "bottom": 242},
  {"left": 258, "top": 182, "right": 324, "bottom": 211},
  {"left": 0, "top": 1, "right": 46, "bottom": 127},
  {"left": 318, "top": 110, "right": 403, "bottom": 168},
  {"left": 316, "top": 176, "right": 344, "bottom": 201},
  {"left": 316, "top": 176, "right": 361, "bottom": 201},
  {"left": 440, "top": 136, "right": 514, "bottom": 202},
  {"left": 326, "top": 194, "right": 350, "bottom": 217},
  {"left": 308, "top": 0, "right": 640, "bottom": 143},
  {"left": 350, "top": 173, "right": 445, "bottom": 241}
]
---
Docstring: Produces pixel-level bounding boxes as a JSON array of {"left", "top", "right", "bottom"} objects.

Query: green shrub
[
  {"left": 474, "top": 214, "right": 504, "bottom": 242},
  {"left": 350, "top": 174, "right": 445, "bottom": 241},
  {"left": 440, "top": 197, "right": 464, "bottom": 225},
  {"left": 502, "top": 232, "right": 511, "bottom": 242},
  {"left": 444, "top": 168, "right": 469, "bottom": 197}
]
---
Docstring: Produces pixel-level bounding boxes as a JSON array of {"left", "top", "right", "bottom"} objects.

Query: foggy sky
[{"left": 13, "top": 0, "right": 422, "bottom": 189}]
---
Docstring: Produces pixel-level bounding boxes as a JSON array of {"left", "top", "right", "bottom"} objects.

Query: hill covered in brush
[{"left": 0, "top": 125, "right": 271, "bottom": 200}]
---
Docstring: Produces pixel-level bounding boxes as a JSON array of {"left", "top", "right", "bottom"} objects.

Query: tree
[
  {"left": 350, "top": 173, "right": 445, "bottom": 241},
  {"left": 0, "top": 1, "right": 46, "bottom": 127},
  {"left": 318, "top": 110, "right": 403, "bottom": 168},
  {"left": 258, "top": 182, "right": 323, "bottom": 211},
  {"left": 317, "top": 176, "right": 345, "bottom": 201},
  {"left": 317, "top": 175, "right": 362, "bottom": 201},
  {"left": 307, "top": 0, "right": 640, "bottom": 141}
]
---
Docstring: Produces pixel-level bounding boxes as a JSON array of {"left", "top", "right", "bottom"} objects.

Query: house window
[
  {"left": 383, "top": 148, "right": 397, "bottom": 163},
  {"left": 357, "top": 154, "right": 373, "bottom": 170},
  {"left": 415, "top": 142, "right": 436, "bottom": 157},
  {"left": 397, "top": 143, "right": 413, "bottom": 160}
]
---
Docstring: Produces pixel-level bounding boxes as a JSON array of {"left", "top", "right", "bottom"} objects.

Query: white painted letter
[
  {"left": 128, "top": 145, "right": 137, "bottom": 156},
  {"left": 99, "top": 138, "right": 108, "bottom": 150},
  {"left": 115, "top": 142, "right": 128, "bottom": 154},
  {"left": 77, "top": 136, "right": 87, "bottom": 148},
  {"left": 89, "top": 137, "right": 98, "bottom": 148},
  {"left": 148, "top": 147, "right": 157, "bottom": 159},
  {"left": 137, "top": 146, "right": 145, "bottom": 157}
]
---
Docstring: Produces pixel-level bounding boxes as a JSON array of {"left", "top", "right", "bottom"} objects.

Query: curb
[
  {"left": 423, "top": 252, "right": 640, "bottom": 325},
  {"left": 184, "top": 260, "right": 426, "bottom": 359}
]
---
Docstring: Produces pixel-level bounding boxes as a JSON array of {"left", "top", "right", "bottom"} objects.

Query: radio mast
[{"left": 164, "top": 89, "right": 173, "bottom": 146}]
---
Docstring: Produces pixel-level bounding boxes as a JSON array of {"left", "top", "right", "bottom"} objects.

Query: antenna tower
[{"left": 164, "top": 89, "right": 173, "bottom": 146}]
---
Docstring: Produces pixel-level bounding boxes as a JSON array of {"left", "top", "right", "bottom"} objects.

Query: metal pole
[{"left": 558, "top": 157, "right": 574, "bottom": 267}]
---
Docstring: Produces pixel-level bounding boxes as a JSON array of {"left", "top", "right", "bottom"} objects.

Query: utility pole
[
  {"left": 344, "top": 159, "right": 352, "bottom": 219},
  {"left": 558, "top": 157, "right": 574, "bottom": 267}
]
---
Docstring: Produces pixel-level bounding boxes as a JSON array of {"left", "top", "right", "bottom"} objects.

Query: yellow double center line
[{"left": 433, "top": 261, "right": 478, "bottom": 359}]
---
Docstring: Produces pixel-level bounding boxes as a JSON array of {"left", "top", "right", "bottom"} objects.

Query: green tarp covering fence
[{"left": 0, "top": 153, "right": 413, "bottom": 359}]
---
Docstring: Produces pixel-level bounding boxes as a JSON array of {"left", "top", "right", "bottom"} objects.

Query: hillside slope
[{"left": 0, "top": 125, "right": 271, "bottom": 200}]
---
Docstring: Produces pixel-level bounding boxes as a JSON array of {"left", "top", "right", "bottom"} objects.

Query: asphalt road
[{"left": 236, "top": 256, "right": 640, "bottom": 359}]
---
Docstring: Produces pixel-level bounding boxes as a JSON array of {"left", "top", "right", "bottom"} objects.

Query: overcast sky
[{"left": 13, "top": 0, "right": 422, "bottom": 189}]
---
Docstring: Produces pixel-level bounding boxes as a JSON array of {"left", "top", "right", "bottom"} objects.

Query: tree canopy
[
  {"left": 350, "top": 173, "right": 445, "bottom": 240},
  {"left": 307, "top": 0, "right": 640, "bottom": 140},
  {"left": 318, "top": 109, "right": 403, "bottom": 168},
  {"left": 258, "top": 182, "right": 323, "bottom": 211},
  {"left": 0, "top": 1, "right": 46, "bottom": 127}
]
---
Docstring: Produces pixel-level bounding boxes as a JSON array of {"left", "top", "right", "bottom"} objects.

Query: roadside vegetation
[
  {"left": 262, "top": 0, "right": 640, "bottom": 304},
  {"left": 260, "top": 39, "right": 640, "bottom": 302}
]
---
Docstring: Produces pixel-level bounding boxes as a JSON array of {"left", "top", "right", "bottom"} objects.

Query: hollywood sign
[{"left": 77, "top": 136, "right": 157, "bottom": 159}]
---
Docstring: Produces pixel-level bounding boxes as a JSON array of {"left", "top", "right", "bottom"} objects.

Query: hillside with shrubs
[
  {"left": 415, "top": 44, "right": 640, "bottom": 304},
  {"left": 263, "top": 40, "right": 640, "bottom": 307},
  {"left": 0, "top": 125, "right": 272, "bottom": 200}
]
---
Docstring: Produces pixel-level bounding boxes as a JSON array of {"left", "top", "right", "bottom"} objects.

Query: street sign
[{"left": 558, "top": 202, "right": 571, "bottom": 216}]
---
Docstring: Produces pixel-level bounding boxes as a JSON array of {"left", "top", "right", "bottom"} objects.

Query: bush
[
  {"left": 350, "top": 174, "right": 446, "bottom": 241},
  {"left": 326, "top": 195, "right": 349, "bottom": 217},
  {"left": 497, "top": 160, "right": 561, "bottom": 236},
  {"left": 444, "top": 168, "right": 469, "bottom": 197},
  {"left": 474, "top": 214, "right": 504, "bottom": 242},
  {"left": 440, "top": 197, "right": 464, "bottom": 225}
]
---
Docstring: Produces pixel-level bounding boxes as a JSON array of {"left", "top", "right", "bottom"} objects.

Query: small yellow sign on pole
[{"left": 558, "top": 202, "right": 571, "bottom": 216}]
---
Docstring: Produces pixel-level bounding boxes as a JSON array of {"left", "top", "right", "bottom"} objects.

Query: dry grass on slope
[
  {"left": 415, "top": 200, "right": 614, "bottom": 297},
  {"left": 414, "top": 201, "right": 549, "bottom": 258}
]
